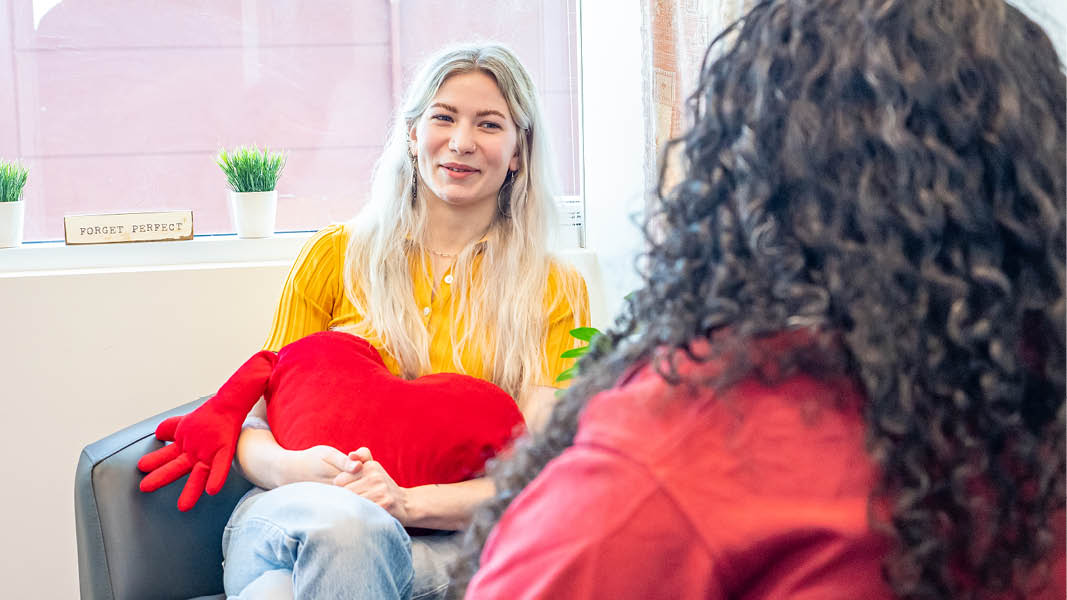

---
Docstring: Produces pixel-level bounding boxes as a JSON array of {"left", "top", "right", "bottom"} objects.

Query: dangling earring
[
  {"left": 410, "top": 153, "right": 418, "bottom": 205},
  {"left": 498, "top": 169, "right": 516, "bottom": 218}
]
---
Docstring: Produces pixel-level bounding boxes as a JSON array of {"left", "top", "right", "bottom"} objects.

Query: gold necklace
[{"left": 425, "top": 226, "right": 491, "bottom": 259}]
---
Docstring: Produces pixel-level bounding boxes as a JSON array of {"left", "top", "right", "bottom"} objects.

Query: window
[{"left": 4, "top": 0, "right": 580, "bottom": 242}]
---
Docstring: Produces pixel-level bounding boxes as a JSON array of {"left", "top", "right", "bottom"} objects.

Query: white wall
[
  {"left": 0, "top": 246, "right": 606, "bottom": 599},
  {"left": 579, "top": 0, "right": 648, "bottom": 323},
  {"left": 0, "top": 260, "right": 290, "bottom": 599}
]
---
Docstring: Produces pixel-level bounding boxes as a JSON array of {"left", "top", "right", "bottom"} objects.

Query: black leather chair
[{"left": 75, "top": 397, "right": 253, "bottom": 600}]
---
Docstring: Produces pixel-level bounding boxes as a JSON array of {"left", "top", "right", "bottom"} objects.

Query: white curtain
[{"left": 642, "top": 0, "right": 754, "bottom": 191}]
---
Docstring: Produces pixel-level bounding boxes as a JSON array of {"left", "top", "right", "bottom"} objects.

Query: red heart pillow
[{"left": 264, "top": 330, "right": 525, "bottom": 488}]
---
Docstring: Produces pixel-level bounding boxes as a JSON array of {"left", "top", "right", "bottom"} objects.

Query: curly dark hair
[{"left": 449, "top": 0, "right": 1066, "bottom": 598}]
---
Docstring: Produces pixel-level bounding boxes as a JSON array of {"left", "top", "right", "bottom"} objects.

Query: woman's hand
[
  {"left": 333, "top": 447, "right": 411, "bottom": 524},
  {"left": 276, "top": 444, "right": 351, "bottom": 487},
  {"left": 332, "top": 447, "right": 495, "bottom": 530}
]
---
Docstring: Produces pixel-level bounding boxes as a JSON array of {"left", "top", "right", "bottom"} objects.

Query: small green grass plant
[
  {"left": 216, "top": 146, "right": 287, "bottom": 193},
  {"left": 0, "top": 160, "right": 28, "bottom": 203}
]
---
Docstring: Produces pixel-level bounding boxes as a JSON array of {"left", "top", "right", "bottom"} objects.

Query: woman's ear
[
  {"left": 508, "top": 130, "right": 526, "bottom": 171},
  {"left": 408, "top": 123, "right": 419, "bottom": 157}
]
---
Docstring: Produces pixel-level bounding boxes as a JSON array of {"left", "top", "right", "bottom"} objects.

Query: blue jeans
[{"left": 221, "top": 483, "right": 459, "bottom": 599}]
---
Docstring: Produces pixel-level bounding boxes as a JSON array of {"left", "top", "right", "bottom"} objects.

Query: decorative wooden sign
[{"left": 64, "top": 211, "right": 194, "bottom": 245}]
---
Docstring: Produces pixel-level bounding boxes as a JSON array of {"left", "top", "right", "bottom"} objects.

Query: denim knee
[
  {"left": 294, "top": 483, "right": 410, "bottom": 555},
  {"left": 223, "top": 483, "right": 414, "bottom": 599}
]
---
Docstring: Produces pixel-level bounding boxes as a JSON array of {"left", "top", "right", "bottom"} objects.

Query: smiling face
[{"left": 409, "top": 70, "right": 521, "bottom": 213}]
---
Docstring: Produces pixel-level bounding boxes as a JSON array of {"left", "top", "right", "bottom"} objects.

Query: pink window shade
[{"left": 3, "top": 0, "right": 580, "bottom": 242}]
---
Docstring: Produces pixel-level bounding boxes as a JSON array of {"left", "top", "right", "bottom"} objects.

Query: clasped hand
[{"left": 287, "top": 445, "right": 409, "bottom": 524}]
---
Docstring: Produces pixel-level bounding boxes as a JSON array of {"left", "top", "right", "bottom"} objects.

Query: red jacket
[{"left": 468, "top": 359, "right": 1065, "bottom": 599}]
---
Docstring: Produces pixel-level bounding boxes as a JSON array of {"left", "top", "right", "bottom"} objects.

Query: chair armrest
[{"left": 75, "top": 396, "right": 253, "bottom": 600}]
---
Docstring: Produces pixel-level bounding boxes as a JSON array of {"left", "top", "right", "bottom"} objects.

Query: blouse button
[
  {"left": 423, "top": 306, "right": 431, "bottom": 316},
  {"left": 443, "top": 274, "right": 454, "bottom": 285}
]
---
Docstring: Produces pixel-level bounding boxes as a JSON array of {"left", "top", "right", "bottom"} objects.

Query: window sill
[
  {"left": 0, "top": 232, "right": 313, "bottom": 277},
  {"left": 0, "top": 231, "right": 594, "bottom": 278}
]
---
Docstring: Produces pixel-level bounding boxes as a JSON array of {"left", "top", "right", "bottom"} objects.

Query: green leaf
[
  {"left": 216, "top": 145, "right": 288, "bottom": 193},
  {"left": 569, "top": 327, "right": 600, "bottom": 342},
  {"left": 554, "top": 366, "right": 577, "bottom": 383},
  {"left": 560, "top": 346, "right": 588, "bottom": 359},
  {"left": 0, "top": 160, "right": 28, "bottom": 203}
]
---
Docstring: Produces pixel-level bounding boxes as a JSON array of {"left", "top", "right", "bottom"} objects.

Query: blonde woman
[{"left": 221, "top": 43, "right": 589, "bottom": 599}]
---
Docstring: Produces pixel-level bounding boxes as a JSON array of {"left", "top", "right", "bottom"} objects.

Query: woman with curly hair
[{"left": 450, "top": 0, "right": 1066, "bottom": 598}]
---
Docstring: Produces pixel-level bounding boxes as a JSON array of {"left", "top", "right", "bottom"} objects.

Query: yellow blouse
[{"left": 263, "top": 223, "right": 590, "bottom": 387}]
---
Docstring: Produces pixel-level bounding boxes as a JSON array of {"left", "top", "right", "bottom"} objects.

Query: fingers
[
  {"left": 335, "top": 447, "right": 371, "bottom": 479},
  {"left": 349, "top": 447, "right": 373, "bottom": 462},
  {"left": 337, "top": 461, "right": 383, "bottom": 494},
  {"left": 205, "top": 447, "right": 233, "bottom": 495},
  {"left": 341, "top": 476, "right": 374, "bottom": 497},
  {"left": 333, "top": 463, "right": 364, "bottom": 487},
  {"left": 316, "top": 446, "right": 350, "bottom": 472},
  {"left": 334, "top": 471, "right": 357, "bottom": 487},
  {"left": 140, "top": 447, "right": 225, "bottom": 512},
  {"left": 154, "top": 415, "right": 183, "bottom": 441},
  {"left": 137, "top": 443, "right": 182, "bottom": 473},
  {"left": 139, "top": 453, "right": 194, "bottom": 492},
  {"left": 177, "top": 462, "right": 210, "bottom": 512},
  {"left": 340, "top": 469, "right": 403, "bottom": 518}
]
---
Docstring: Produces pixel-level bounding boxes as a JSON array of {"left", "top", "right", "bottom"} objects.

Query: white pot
[
  {"left": 0, "top": 200, "right": 25, "bottom": 248},
  {"left": 229, "top": 190, "right": 277, "bottom": 239}
]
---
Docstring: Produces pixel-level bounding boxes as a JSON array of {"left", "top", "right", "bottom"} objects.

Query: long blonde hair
[{"left": 342, "top": 42, "right": 581, "bottom": 400}]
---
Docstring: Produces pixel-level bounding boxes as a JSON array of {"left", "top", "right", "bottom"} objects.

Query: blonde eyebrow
[
  {"left": 475, "top": 109, "right": 508, "bottom": 120},
  {"left": 429, "top": 102, "right": 508, "bottom": 121}
]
